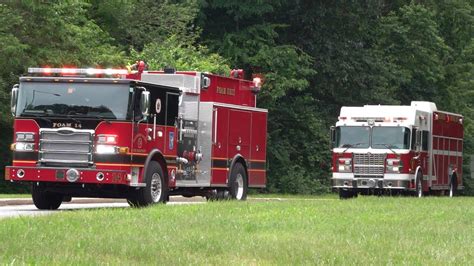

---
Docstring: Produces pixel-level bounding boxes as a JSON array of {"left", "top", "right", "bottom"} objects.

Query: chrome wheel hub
[
  {"left": 151, "top": 173, "right": 162, "bottom": 202},
  {"left": 235, "top": 173, "right": 244, "bottom": 200},
  {"left": 417, "top": 180, "right": 422, "bottom": 198}
]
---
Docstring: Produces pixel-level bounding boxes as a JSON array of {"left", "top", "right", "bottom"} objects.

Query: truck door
[
  {"left": 228, "top": 109, "right": 251, "bottom": 160},
  {"left": 146, "top": 88, "right": 179, "bottom": 170},
  {"left": 131, "top": 86, "right": 179, "bottom": 184},
  {"left": 131, "top": 87, "right": 150, "bottom": 184}
]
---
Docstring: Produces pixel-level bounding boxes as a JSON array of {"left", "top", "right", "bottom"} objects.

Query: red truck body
[
  {"left": 6, "top": 66, "right": 267, "bottom": 208},
  {"left": 331, "top": 101, "right": 463, "bottom": 198}
]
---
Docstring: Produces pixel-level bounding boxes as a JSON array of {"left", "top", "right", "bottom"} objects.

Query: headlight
[
  {"left": 96, "top": 144, "right": 117, "bottom": 154},
  {"left": 386, "top": 159, "right": 402, "bottom": 173},
  {"left": 338, "top": 158, "right": 352, "bottom": 172},
  {"left": 16, "top": 132, "right": 35, "bottom": 142},
  {"left": 15, "top": 142, "right": 35, "bottom": 152}
]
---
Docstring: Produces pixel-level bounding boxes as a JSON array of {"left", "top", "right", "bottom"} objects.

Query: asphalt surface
[{"left": 0, "top": 196, "right": 206, "bottom": 219}]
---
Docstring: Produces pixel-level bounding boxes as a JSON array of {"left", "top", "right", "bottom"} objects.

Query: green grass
[
  {"left": 1, "top": 196, "right": 473, "bottom": 264},
  {"left": 0, "top": 194, "right": 30, "bottom": 198},
  {"left": 249, "top": 193, "right": 337, "bottom": 199}
]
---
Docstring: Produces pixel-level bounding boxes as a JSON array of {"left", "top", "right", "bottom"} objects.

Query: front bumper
[
  {"left": 5, "top": 166, "right": 129, "bottom": 185},
  {"left": 332, "top": 173, "right": 413, "bottom": 190}
]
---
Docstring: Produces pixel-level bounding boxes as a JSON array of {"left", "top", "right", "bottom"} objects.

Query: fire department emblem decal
[
  {"left": 137, "top": 137, "right": 143, "bottom": 149},
  {"left": 155, "top": 99, "right": 162, "bottom": 114}
]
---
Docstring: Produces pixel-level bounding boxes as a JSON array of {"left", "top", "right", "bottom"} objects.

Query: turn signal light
[
  {"left": 338, "top": 158, "right": 352, "bottom": 172},
  {"left": 386, "top": 159, "right": 402, "bottom": 173},
  {"left": 118, "top": 147, "right": 129, "bottom": 154},
  {"left": 5, "top": 168, "right": 10, "bottom": 181}
]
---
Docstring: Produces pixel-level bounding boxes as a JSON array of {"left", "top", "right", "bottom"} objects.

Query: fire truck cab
[
  {"left": 6, "top": 66, "right": 267, "bottom": 209},
  {"left": 331, "top": 101, "right": 463, "bottom": 198}
]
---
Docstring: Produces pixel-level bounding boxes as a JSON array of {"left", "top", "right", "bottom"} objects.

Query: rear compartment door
[{"left": 228, "top": 109, "right": 251, "bottom": 160}]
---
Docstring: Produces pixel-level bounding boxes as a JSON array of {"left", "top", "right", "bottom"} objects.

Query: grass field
[
  {"left": 0, "top": 194, "right": 30, "bottom": 199},
  {"left": 1, "top": 196, "right": 473, "bottom": 264}
]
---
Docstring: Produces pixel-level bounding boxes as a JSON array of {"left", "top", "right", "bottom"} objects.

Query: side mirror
[
  {"left": 140, "top": 90, "right": 150, "bottom": 118},
  {"left": 201, "top": 74, "right": 211, "bottom": 89},
  {"left": 10, "top": 84, "right": 19, "bottom": 116},
  {"left": 330, "top": 126, "right": 336, "bottom": 148}
]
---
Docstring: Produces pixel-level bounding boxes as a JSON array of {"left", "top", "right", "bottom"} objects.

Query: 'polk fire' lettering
[{"left": 216, "top": 87, "right": 235, "bottom": 96}]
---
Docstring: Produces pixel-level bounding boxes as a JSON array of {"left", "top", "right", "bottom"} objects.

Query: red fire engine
[
  {"left": 330, "top": 101, "right": 463, "bottom": 198},
  {"left": 5, "top": 63, "right": 267, "bottom": 209}
]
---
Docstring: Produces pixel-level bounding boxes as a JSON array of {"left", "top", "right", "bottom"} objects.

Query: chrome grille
[
  {"left": 353, "top": 153, "right": 386, "bottom": 177},
  {"left": 39, "top": 128, "right": 94, "bottom": 166}
]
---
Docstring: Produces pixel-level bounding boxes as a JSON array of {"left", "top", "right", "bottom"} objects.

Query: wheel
[
  {"left": 415, "top": 172, "right": 423, "bottom": 198},
  {"left": 128, "top": 161, "right": 168, "bottom": 207},
  {"left": 339, "top": 189, "right": 356, "bottom": 199},
  {"left": 449, "top": 175, "right": 457, "bottom": 198},
  {"left": 229, "top": 163, "right": 248, "bottom": 200},
  {"left": 31, "top": 184, "right": 62, "bottom": 210}
]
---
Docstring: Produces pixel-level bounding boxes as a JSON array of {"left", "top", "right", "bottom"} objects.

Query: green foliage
[
  {"left": 2, "top": 2, "right": 124, "bottom": 67},
  {"left": 275, "top": 1, "right": 402, "bottom": 121},
  {"left": 377, "top": 4, "right": 451, "bottom": 104},
  {"left": 91, "top": 0, "right": 200, "bottom": 50},
  {"left": 266, "top": 95, "right": 331, "bottom": 194},
  {"left": 130, "top": 36, "right": 230, "bottom": 74},
  {"left": 200, "top": 1, "right": 315, "bottom": 98}
]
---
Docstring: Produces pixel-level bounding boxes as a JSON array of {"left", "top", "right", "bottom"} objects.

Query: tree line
[{"left": 0, "top": 1, "right": 472, "bottom": 194}]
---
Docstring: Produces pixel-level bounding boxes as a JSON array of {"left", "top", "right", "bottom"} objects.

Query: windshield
[
  {"left": 335, "top": 126, "right": 370, "bottom": 148},
  {"left": 16, "top": 81, "right": 132, "bottom": 120},
  {"left": 335, "top": 126, "right": 411, "bottom": 150},
  {"left": 372, "top": 127, "right": 410, "bottom": 149}
]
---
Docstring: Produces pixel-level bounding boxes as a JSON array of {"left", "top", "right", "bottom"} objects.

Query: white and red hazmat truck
[
  {"left": 331, "top": 101, "right": 463, "bottom": 198},
  {"left": 6, "top": 63, "right": 267, "bottom": 209}
]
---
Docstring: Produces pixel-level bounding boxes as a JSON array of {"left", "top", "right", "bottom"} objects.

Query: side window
[
  {"left": 165, "top": 92, "right": 179, "bottom": 126},
  {"left": 133, "top": 89, "right": 143, "bottom": 121},
  {"left": 422, "top": 131, "right": 429, "bottom": 151},
  {"left": 411, "top": 129, "right": 417, "bottom": 150},
  {"left": 150, "top": 89, "right": 165, "bottom": 125},
  {"left": 146, "top": 84, "right": 179, "bottom": 126}
]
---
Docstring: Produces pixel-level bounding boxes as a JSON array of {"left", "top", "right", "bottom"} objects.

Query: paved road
[{"left": 0, "top": 196, "right": 206, "bottom": 219}]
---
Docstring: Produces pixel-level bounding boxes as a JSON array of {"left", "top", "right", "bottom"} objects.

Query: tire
[
  {"left": 339, "top": 189, "right": 356, "bottom": 199},
  {"left": 128, "top": 161, "right": 168, "bottom": 207},
  {"left": 229, "top": 163, "right": 248, "bottom": 200},
  {"left": 32, "top": 184, "right": 62, "bottom": 210},
  {"left": 415, "top": 172, "right": 423, "bottom": 198},
  {"left": 449, "top": 175, "right": 457, "bottom": 198}
]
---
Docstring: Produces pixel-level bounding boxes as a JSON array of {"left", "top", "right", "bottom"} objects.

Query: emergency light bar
[{"left": 28, "top": 67, "right": 129, "bottom": 75}]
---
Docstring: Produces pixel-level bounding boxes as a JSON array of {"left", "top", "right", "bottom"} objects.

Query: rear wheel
[
  {"left": 229, "top": 163, "right": 248, "bottom": 200},
  {"left": 415, "top": 172, "right": 423, "bottom": 198},
  {"left": 128, "top": 161, "right": 168, "bottom": 207},
  {"left": 449, "top": 174, "right": 457, "bottom": 197},
  {"left": 32, "top": 184, "right": 62, "bottom": 210}
]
